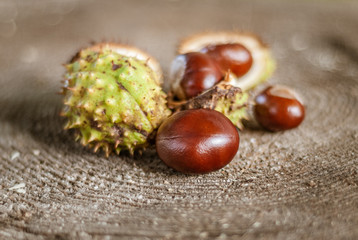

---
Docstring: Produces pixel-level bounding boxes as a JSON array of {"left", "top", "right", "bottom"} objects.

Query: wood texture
[{"left": 0, "top": 0, "right": 358, "bottom": 239}]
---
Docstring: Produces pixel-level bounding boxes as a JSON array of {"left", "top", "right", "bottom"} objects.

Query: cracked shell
[
  {"left": 178, "top": 32, "right": 276, "bottom": 92},
  {"left": 61, "top": 43, "right": 171, "bottom": 156},
  {"left": 171, "top": 82, "right": 249, "bottom": 130}
]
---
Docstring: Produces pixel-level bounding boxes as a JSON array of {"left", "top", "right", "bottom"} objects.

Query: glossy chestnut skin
[
  {"left": 254, "top": 85, "right": 305, "bottom": 131},
  {"left": 176, "top": 52, "right": 223, "bottom": 99},
  {"left": 156, "top": 109, "right": 239, "bottom": 174},
  {"left": 202, "top": 43, "right": 253, "bottom": 77}
]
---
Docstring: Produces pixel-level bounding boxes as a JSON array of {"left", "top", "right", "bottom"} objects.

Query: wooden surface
[{"left": 1, "top": 0, "right": 358, "bottom": 239}]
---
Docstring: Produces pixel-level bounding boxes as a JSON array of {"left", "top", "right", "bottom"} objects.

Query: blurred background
[{"left": 1, "top": 0, "right": 357, "bottom": 91}]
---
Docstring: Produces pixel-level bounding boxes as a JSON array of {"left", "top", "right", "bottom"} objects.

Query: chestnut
[
  {"left": 254, "top": 85, "right": 305, "bottom": 131},
  {"left": 201, "top": 43, "right": 253, "bottom": 77},
  {"left": 169, "top": 52, "right": 223, "bottom": 100},
  {"left": 156, "top": 109, "right": 239, "bottom": 174}
]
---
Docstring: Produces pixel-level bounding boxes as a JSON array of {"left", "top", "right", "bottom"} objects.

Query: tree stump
[{"left": 1, "top": 0, "right": 357, "bottom": 239}]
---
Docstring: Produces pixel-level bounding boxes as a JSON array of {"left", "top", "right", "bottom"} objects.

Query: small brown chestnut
[
  {"left": 156, "top": 109, "right": 239, "bottom": 174},
  {"left": 254, "top": 85, "right": 305, "bottom": 131},
  {"left": 201, "top": 43, "right": 253, "bottom": 77},
  {"left": 169, "top": 52, "right": 223, "bottom": 100}
]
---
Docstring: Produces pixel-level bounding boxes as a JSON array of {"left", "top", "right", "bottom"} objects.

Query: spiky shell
[
  {"left": 80, "top": 43, "right": 164, "bottom": 85},
  {"left": 178, "top": 32, "right": 276, "bottom": 92},
  {"left": 62, "top": 43, "right": 171, "bottom": 156},
  {"left": 173, "top": 82, "right": 249, "bottom": 130}
]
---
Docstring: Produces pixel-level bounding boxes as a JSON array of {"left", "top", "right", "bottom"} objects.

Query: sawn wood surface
[{"left": 0, "top": 0, "right": 357, "bottom": 239}]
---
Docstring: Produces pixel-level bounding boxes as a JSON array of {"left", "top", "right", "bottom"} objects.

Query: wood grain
[{"left": 0, "top": 0, "right": 358, "bottom": 239}]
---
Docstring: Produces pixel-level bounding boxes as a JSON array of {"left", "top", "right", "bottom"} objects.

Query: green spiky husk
[
  {"left": 62, "top": 46, "right": 171, "bottom": 156},
  {"left": 178, "top": 83, "right": 248, "bottom": 129}
]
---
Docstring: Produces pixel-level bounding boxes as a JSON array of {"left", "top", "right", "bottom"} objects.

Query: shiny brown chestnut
[
  {"left": 156, "top": 109, "right": 239, "bottom": 174},
  {"left": 169, "top": 52, "right": 223, "bottom": 99},
  {"left": 254, "top": 85, "right": 305, "bottom": 131},
  {"left": 201, "top": 43, "right": 253, "bottom": 77}
]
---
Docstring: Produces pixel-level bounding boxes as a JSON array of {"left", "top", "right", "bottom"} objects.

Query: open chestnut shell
[
  {"left": 156, "top": 109, "right": 239, "bottom": 174},
  {"left": 177, "top": 32, "right": 276, "bottom": 92}
]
